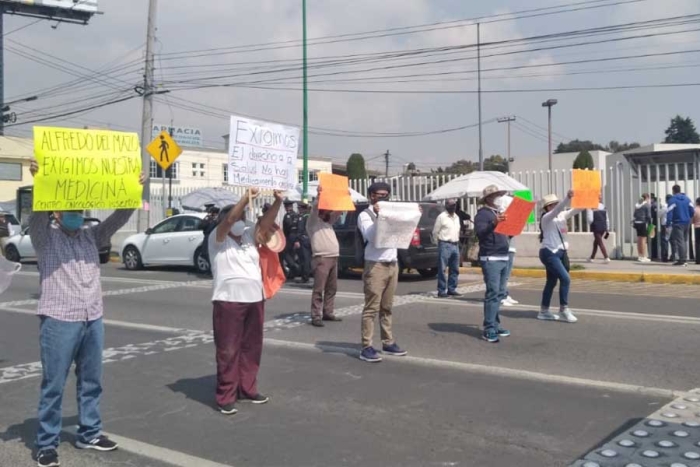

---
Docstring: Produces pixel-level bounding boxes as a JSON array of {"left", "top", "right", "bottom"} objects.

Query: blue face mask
[{"left": 60, "top": 212, "right": 84, "bottom": 231}]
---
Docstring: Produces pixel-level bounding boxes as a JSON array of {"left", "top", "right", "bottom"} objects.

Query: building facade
[{"left": 0, "top": 137, "right": 34, "bottom": 204}]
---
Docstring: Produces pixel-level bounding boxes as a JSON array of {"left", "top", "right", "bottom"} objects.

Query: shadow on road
[
  {"left": 0, "top": 415, "right": 78, "bottom": 451},
  {"left": 428, "top": 322, "right": 482, "bottom": 340},
  {"left": 314, "top": 341, "right": 360, "bottom": 360},
  {"left": 167, "top": 376, "right": 216, "bottom": 410}
]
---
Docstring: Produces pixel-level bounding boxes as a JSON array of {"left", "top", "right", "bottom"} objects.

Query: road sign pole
[{"left": 168, "top": 127, "right": 173, "bottom": 211}]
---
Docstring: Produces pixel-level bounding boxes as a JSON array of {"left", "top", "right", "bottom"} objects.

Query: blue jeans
[
  {"left": 36, "top": 317, "right": 104, "bottom": 452},
  {"left": 480, "top": 260, "right": 509, "bottom": 332},
  {"left": 437, "top": 242, "right": 460, "bottom": 294},
  {"left": 504, "top": 251, "right": 515, "bottom": 296},
  {"left": 539, "top": 249, "right": 570, "bottom": 309}
]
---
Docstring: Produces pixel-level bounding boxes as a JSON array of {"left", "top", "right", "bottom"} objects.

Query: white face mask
[{"left": 230, "top": 220, "right": 246, "bottom": 237}]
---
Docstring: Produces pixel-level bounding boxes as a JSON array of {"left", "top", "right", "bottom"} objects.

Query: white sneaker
[
  {"left": 604, "top": 258, "right": 611, "bottom": 263},
  {"left": 537, "top": 309, "right": 560, "bottom": 321},
  {"left": 587, "top": 258, "right": 593, "bottom": 263},
  {"left": 501, "top": 299, "right": 514, "bottom": 307},
  {"left": 506, "top": 296, "right": 519, "bottom": 305},
  {"left": 559, "top": 307, "right": 578, "bottom": 323}
]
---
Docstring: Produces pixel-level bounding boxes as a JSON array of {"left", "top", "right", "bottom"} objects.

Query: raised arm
[
  {"left": 216, "top": 188, "right": 258, "bottom": 243},
  {"left": 27, "top": 159, "right": 51, "bottom": 252},
  {"left": 255, "top": 190, "right": 284, "bottom": 245},
  {"left": 94, "top": 172, "right": 145, "bottom": 246}
]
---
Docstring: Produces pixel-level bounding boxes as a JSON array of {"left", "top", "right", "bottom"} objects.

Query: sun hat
[
  {"left": 542, "top": 193, "right": 559, "bottom": 210},
  {"left": 480, "top": 184, "right": 506, "bottom": 202},
  {"left": 264, "top": 224, "right": 286, "bottom": 253}
]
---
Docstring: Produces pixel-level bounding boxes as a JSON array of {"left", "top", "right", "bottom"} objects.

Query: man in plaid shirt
[{"left": 29, "top": 159, "right": 144, "bottom": 467}]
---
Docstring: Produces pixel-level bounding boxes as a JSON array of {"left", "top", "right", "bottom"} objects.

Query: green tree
[
  {"left": 573, "top": 150, "right": 595, "bottom": 169},
  {"left": 346, "top": 153, "right": 367, "bottom": 180},
  {"left": 439, "top": 159, "right": 477, "bottom": 174},
  {"left": 483, "top": 154, "right": 508, "bottom": 172},
  {"left": 664, "top": 115, "right": 700, "bottom": 144},
  {"left": 555, "top": 139, "right": 605, "bottom": 153},
  {"left": 607, "top": 140, "right": 640, "bottom": 153}
]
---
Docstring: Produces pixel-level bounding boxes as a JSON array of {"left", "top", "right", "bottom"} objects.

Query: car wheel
[
  {"left": 123, "top": 245, "right": 143, "bottom": 270},
  {"left": 4, "top": 244, "right": 20, "bottom": 263},
  {"left": 194, "top": 247, "right": 210, "bottom": 274},
  {"left": 417, "top": 268, "right": 438, "bottom": 279}
]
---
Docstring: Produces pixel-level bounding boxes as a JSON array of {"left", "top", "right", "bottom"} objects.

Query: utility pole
[
  {"left": 542, "top": 99, "right": 558, "bottom": 176},
  {"left": 384, "top": 150, "right": 390, "bottom": 177},
  {"left": 301, "top": 0, "right": 309, "bottom": 203},
  {"left": 497, "top": 116, "right": 516, "bottom": 172},
  {"left": 137, "top": 0, "right": 158, "bottom": 233},
  {"left": 477, "top": 22, "right": 483, "bottom": 171}
]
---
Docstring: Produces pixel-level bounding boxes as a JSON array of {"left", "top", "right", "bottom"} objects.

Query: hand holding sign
[
  {"left": 571, "top": 170, "right": 600, "bottom": 209},
  {"left": 494, "top": 197, "right": 536, "bottom": 236}
]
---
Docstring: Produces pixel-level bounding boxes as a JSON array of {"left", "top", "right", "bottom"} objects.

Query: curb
[{"left": 459, "top": 266, "right": 700, "bottom": 285}]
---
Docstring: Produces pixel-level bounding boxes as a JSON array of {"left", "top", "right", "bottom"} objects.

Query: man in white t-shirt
[{"left": 209, "top": 188, "right": 283, "bottom": 415}]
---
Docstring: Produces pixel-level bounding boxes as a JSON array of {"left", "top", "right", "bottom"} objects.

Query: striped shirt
[{"left": 29, "top": 210, "right": 134, "bottom": 322}]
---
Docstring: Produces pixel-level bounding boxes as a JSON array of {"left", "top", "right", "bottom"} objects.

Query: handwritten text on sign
[
  {"left": 227, "top": 116, "right": 300, "bottom": 190},
  {"left": 33, "top": 127, "right": 143, "bottom": 211},
  {"left": 571, "top": 169, "right": 601, "bottom": 209}
]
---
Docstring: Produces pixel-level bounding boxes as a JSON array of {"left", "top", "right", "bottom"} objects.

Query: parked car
[
  {"left": 120, "top": 213, "right": 209, "bottom": 273},
  {"left": 335, "top": 202, "right": 444, "bottom": 278},
  {"left": 2, "top": 216, "right": 111, "bottom": 264}
]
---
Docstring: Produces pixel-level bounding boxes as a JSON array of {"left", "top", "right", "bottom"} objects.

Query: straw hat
[
  {"left": 480, "top": 184, "right": 506, "bottom": 202},
  {"left": 542, "top": 194, "right": 559, "bottom": 210},
  {"left": 264, "top": 224, "right": 286, "bottom": 253}
]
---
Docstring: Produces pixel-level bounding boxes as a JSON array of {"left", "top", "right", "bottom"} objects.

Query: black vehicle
[{"left": 335, "top": 202, "right": 444, "bottom": 278}]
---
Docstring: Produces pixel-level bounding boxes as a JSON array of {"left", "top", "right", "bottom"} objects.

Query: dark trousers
[
  {"left": 297, "top": 242, "right": 312, "bottom": 280},
  {"left": 283, "top": 245, "right": 300, "bottom": 278},
  {"left": 539, "top": 249, "right": 571, "bottom": 309},
  {"left": 590, "top": 231, "right": 608, "bottom": 259},
  {"left": 311, "top": 256, "right": 338, "bottom": 319},
  {"left": 212, "top": 300, "right": 264, "bottom": 406},
  {"left": 695, "top": 228, "right": 700, "bottom": 264}
]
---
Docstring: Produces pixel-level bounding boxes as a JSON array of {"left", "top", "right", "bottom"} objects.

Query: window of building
[
  {"left": 222, "top": 163, "right": 228, "bottom": 182},
  {"left": 298, "top": 170, "right": 319, "bottom": 183},
  {"left": 149, "top": 160, "right": 179, "bottom": 179},
  {"left": 0, "top": 162, "right": 22, "bottom": 181}
]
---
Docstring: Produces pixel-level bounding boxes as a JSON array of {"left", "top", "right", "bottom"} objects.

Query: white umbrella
[
  {"left": 180, "top": 187, "right": 242, "bottom": 211},
  {"left": 286, "top": 181, "right": 368, "bottom": 203},
  {"left": 423, "top": 171, "right": 528, "bottom": 201}
]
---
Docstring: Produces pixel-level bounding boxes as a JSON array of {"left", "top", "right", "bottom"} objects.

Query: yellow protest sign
[
  {"left": 32, "top": 127, "right": 143, "bottom": 211},
  {"left": 147, "top": 131, "right": 182, "bottom": 170},
  {"left": 571, "top": 169, "right": 602, "bottom": 209}
]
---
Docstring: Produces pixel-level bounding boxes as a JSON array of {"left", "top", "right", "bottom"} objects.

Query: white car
[{"left": 120, "top": 213, "right": 210, "bottom": 273}]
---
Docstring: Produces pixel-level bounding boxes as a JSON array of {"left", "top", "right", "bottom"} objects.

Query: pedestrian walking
[
  {"left": 587, "top": 195, "right": 610, "bottom": 263},
  {"left": 308, "top": 186, "right": 343, "bottom": 327},
  {"left": 633, "top": 194, "right": 652, "bottom": 262},
  {"left": 28, "top": 159, "right": 144, "bottom": 467},
  {"left": 495, "top": 195, "right": 519, "bottom": 307},
  {"left": 474, "top": 185, "right": 511, "bottom": 343},
  {"left": 538, "top": 190, "right": 580, "bottom": 324},
  {"left": 666, "top": 184, "right": 694, "bottom": 266},
  {"left": 432, "top": 199, "right": 462, "bottom": 298},
  {"left": 693, "top": 198, "right": 700, "bottom": 265},
  {"left": 209, "top": 188, "right": 284, "bottom": 415},
  {"left": 358, "top": 182, "right": 407, "bottom": 362}
]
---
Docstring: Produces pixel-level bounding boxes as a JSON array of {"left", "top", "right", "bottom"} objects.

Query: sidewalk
[{"left": 461, "top": 257, "right": 700, "bottom": 284}]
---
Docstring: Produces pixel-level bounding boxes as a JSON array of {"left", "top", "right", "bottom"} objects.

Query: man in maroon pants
[{"left": 208, "top": 187, "right": 283, "bottom": 415}]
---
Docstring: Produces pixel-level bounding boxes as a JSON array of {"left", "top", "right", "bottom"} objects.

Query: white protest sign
[
  {"left": 374, "top": 202, "right": 422, "bottom": 249},
  {"left": 227, "top": 115, "right": 300, "bottom": 191}
]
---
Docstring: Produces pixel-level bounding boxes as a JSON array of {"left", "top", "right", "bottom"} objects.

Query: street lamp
[{"left": 542, "top": 99, "right": 557, "bottom": 173}]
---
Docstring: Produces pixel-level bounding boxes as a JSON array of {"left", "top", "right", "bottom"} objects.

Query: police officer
[
  {"left": 295, "top": 202, "right": 312, "bottom": 283},
  {"left": 282, "top": 199, "right": 300, "bottom": 279}
]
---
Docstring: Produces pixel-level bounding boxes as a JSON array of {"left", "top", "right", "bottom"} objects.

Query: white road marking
[
  {"left": 429, "top": 298, "right": 700, "bottom": 325},
  {"left": 16, "top": 270, "right": 188, "bottom": 286},
  {"left": 264, "top": 338, "right": 687, "bottom": 399}
]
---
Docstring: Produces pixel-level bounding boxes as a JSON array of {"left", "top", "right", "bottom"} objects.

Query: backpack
[{"left": 354, "top": 208, "right": 374, "bottom": 266}]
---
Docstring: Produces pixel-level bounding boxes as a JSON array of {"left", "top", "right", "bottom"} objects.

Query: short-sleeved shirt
[{"left": 209, "top": 227, "right": 264, "bottom": 303}]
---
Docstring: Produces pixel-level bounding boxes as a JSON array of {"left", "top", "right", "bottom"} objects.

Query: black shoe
[
  {"left": 75, "top": 435, "right": 118, "bottom": 452},
  {"left": 36, "top": 449, "right": 59, "bottom": 467},
  {"left": 311, "top": 319, "right": 325, "bottom": 327},
  {"left": 242, "top": 394, "right": 270, "bottom": 404},
  {"left": 447, "top": 291, "right": 462, "bottom": 297},
  {"left": 673, "top": 261, "right": 687, "bottom": 266},
  {"left": 218, "top": 403, "right": 238, "bottom": 415},
  {"left": 322, "top": 315, "right": 342, "bottom": 322},
  {"left": 437, "top": 293, "right": 449, "bottom": 298}
]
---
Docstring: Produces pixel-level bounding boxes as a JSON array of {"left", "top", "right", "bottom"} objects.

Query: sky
[{"left": 4, "top": 0, "right": 700, "bottom": 175}]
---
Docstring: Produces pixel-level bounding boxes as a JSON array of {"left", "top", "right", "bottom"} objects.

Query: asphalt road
[{"left": 1, "top": 263, "right": 698, "bottom": 467}]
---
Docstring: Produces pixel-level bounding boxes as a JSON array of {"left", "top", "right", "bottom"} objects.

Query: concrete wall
[{"left": 513, "top": 232, "right": 618, "bottom": 259}]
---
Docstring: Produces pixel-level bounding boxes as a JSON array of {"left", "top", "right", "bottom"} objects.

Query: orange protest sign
[
  {"left": 318, "top": 173, "right": 355, "bottom": 211},
  {"left": 571, "top": 169, "right": 601, "bottom": 209},
  {"left": 494, "top": 197, "right": 536, "bottom": 236}
]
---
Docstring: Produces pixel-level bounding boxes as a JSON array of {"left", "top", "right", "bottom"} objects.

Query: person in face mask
[
  {"left": 306, "top": 186, "right": 345, "bottom": 327},
  {"left": 27, "top": 159, "right": 145, "bottom": 467},
  {"left": 357, "top": 182, "right": 407, "bottom": 363},
  {"left": 208, "top": 187, "right": 284, "bottom": 415},
  {"left": 474, "top": 185, "right": 510, "bottom": 343},
  {"left": 432, "top": 199, "right": 462, "bottom": 298}
]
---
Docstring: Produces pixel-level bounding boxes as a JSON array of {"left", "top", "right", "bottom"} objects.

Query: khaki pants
[
  {"left": 310, "top": 256, "right": 338, "bottom": 320},
  {"left": 361, "top": 261, "right": 398, "bottom": 348}
]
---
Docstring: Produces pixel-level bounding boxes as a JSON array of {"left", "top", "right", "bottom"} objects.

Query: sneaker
[
  {"left": 506, "top": 296, "right": 519, "bottom": 305},
  {"left": 322, "top": 315, "right": 342, "bottom": 322},
  {"left": 436, "top": 292, "right": 449, "bottom": 298},
  {"left": 537, "top": 309, "right": 560, "bottom": 321},
  {"left": 482, "top": 329, "right": 499, "bottom": 343},
  {"left": 500, "top": 299, "right": 514, "bottom": 307},
  {"left": 36, "top": 449, "right": 59, "bottom": 467},
  {"left": 75, "top": 435, "right": 118, "bottom": 452},
  {"left": 382, "top": 343, "right": 407, "bottom": 356},
  {"left": 242, "top": 394, "right": 269, "bottom": 404},
  {"left": 559, "top": 307, "right": 578, "bottom": 323},
  {"left": 673, "top": 261, "right": 688, "bottom": 266},
  {"left": 359, "top": 346, "right": 382, "bottom": 363},
  {"left": 311, "top": 319, "right": 324, "bottom": 327},
  {"left": 497, "top": 328, "right": 511, "bottom": 337},
  {"left": 604, "top": 258, "right": 611, "bottom": 263},
  {"left": 587, "top": 258, "right": 593, "bottom": 263},
  {"left": 447, "top": 290, "right": 462, "bottom": 297},
  {"left": 218, "top": 403, "right": 238, "bottom": 415}
]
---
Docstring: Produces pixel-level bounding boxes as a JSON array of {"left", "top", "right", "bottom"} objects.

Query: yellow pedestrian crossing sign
[{"left": 147, "top": 131, "right": 182, "bottom": 170}]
